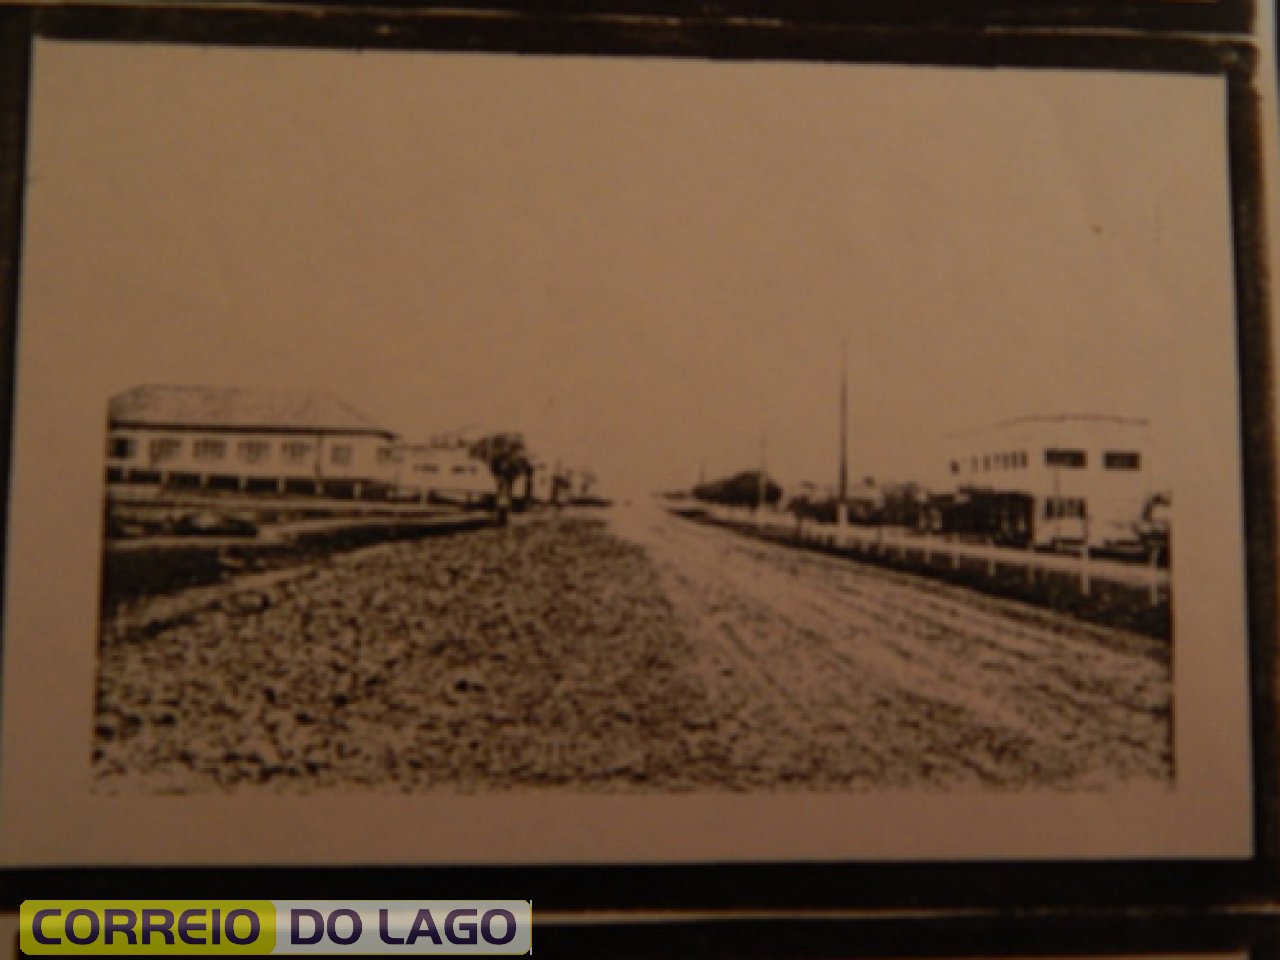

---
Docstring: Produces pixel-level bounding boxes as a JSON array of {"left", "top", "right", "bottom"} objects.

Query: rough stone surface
[{"left": 93, "top": 508, "right": 1171, "bottom": 793}]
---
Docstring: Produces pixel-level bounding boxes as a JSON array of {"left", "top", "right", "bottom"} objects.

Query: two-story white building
[
  {"left": 944, "top": 414, "right": 1162, "bottom": 551},
  {"left": 106, "top": 385, "right": 398, "bottom": 497}
]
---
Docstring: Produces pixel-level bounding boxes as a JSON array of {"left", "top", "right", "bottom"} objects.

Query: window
[
  {"left": 193, "top": 439, "right": 226, "bottom": 461},
  {"left": 330, "top": 444, "right": 353, "bottom": 465},
  {"left": 377, "top": 448, "right": 401, "bottom": 464},
  {"left": 107, "top": 436, "right": 135, "bottom": 459},
  {"left": 1104, "top": 451, "right": 1141, "bottom": 470},
  {"left": 282, "top": 442, "right": 313, "bottom": 463},
  {"left": 1047, "top": 497, "right": 1086, "bottom": 519},
  {"left": 982, "top": 455, "right": 990, "bottom": 471},
  {"left": 239, "top": 440, "right": 270, "bottom": 464},
  {"left": 1045, "top": 448, "right": 1086, "bottom": 468},
  {"left": 149, "top": 437, "right": 181, "bottom": 463},
  {"left": 949, "top": 460, "right": 959, "bottom": 474},
  {"left": 452, "top": 464, "right": 469, "bottom": 475}
]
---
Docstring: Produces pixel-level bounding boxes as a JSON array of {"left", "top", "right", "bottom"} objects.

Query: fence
[{"left": 682, "top": 503, "right": 1169, "bottom": 608}]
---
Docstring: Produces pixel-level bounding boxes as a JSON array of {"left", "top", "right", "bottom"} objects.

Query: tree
[
  {"left": 693, "top": 470, "right": 781, "bottom": 509},
  {"left": 469, "top": 432, "right": 534, "bottom": 511}
]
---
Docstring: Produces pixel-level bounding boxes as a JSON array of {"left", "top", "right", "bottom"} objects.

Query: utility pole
[
  {"left": 757, "top": 429, "right": 768, "bottom": 515},
  {"left": 837, "top": 340, "right": 849, "bottom": 529}
]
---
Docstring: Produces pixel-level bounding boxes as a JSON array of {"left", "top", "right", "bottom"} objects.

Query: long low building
[{"left": 106, "top": 384, "right": 398, "bottom": 496}]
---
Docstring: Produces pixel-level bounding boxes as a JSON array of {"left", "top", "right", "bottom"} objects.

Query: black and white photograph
[
  {"left": 0, "top": 25, "right": 1268, "bottom": 866},
  {"left": 82, "top": 53, "right": 1192, "bottom": 796},
  {"left": 95, "top": 390, "right": 1174, "bottom": 793}
]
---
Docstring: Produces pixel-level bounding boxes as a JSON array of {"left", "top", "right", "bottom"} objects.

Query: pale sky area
[{"left": 18, "top": 41, "right": 1237, "bottom": 497}]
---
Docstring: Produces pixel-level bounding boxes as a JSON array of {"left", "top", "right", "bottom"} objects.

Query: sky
[{"left": 18, "top": 42, "right": 1237, "bottom": 496}]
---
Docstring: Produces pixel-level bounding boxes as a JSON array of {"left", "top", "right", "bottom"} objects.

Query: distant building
[
  {"left": 387, "top": 431, "right": 495, "bottom": 506},
  {"left": 106, "top": 385, "right": 398, "bottom": 496},
  {"left": 944, "top": 414, "right": 1160, "bottom": 550},
  {"left": 785, "top": 477, "right": 883, "bottom": 524},
  {"left": 528, "top": 462, "right": 581, "bottom": 504},
  {"left": 526, "top": 460, "right": 557, "bottom": 502}
]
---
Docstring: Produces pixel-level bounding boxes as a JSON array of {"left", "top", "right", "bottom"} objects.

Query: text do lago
[{"left": 292, "top": 907, "right": 519, "bottom": 947}]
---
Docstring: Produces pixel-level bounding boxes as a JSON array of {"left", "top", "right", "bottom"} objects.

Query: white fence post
[{"left": 669, "top": 505, "right": 1167, "bottom": 604}]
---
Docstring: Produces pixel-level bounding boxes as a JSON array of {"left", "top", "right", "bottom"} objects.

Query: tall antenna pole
[
  {"left": 838, "top": 339, "right": 849, "bottom": 504},
  {"left": 758, "top": 428, "right": 768, "bottom": 513}
]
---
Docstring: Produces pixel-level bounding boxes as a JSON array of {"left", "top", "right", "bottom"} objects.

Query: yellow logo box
[{"left": 20, "top": 901, "right": 277, "bottom": 955}]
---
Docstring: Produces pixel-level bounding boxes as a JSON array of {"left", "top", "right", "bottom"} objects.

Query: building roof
[
  {"left": 109, "top": 385, "right": 396, "bottom": 438},
  {"left": 946, "top": 413, "right": 1150, "bottom": 439}
]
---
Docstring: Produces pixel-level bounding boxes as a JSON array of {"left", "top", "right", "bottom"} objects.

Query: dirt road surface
[
  {"left": 606, "top": 501, "right": 1171, "bottom": 790},
  {"left": 94, "top": 502, "right": 1171, "bottom": 791}
]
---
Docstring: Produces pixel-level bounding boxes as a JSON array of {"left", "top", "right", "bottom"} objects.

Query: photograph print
[{"left": 0, "top": 34, "right": 1262, "bottom": 863}]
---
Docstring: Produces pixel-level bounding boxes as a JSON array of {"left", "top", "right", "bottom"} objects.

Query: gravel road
[{"left": 94, "top": 502, "right": 1171, "bottom": 792}]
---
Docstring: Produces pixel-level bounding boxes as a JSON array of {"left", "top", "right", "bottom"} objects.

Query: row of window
[
  {"left": 980, "top": 451, "right": 1029, "bottom": 472},
  {"left": 110, "top": 436, "right": 355, "bottom": 466},
  {"left": 1047, "top": 449, "right": 1142, "bottom": 470},
  {"left": 412, "top": 463, "right": 482, "bottom": 476},
  {"left": 950, "top": 448, "right": 1141, "bottom": 473},
  {"left": 1044, "top": 496, "right": 1087, "bottom": 519}
]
